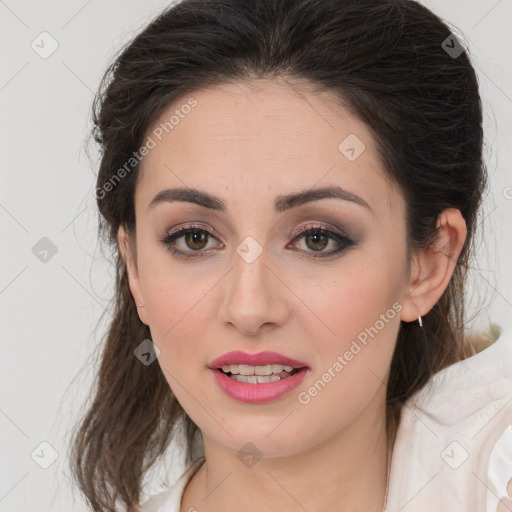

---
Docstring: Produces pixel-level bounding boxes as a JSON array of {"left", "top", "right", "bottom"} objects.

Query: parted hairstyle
[{"left": 70, "top": 1, "right": 488, "bottom": 510}]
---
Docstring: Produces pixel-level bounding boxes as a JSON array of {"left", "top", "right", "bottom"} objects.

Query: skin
[{"left": 118, "top": 78, "right": 467, "bottom": 512}]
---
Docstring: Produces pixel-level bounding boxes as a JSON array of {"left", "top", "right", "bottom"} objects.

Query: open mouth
[
  {"left": 217, "top": 364, "right": 302, "bottom": 384},
  {"left": 211, "top": 360, "right": 310, "bottom": 403}
]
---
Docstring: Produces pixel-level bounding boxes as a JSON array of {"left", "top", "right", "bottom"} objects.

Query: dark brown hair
[{"left": 70, "top": 1, "right": 488, "bottom": 510}]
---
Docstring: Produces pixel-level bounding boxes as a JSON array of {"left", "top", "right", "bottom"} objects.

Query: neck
[{"left": 181, "top": 394, "right": 391, "bottom": 512}]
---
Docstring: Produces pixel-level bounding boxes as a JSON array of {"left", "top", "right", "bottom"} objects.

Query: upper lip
[{"left": 209, "top": 350, "right": 308, "bottom": 369}]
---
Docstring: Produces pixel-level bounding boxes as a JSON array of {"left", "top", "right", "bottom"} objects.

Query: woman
[{"left": 70, "top": 0, "right": 512, "bottom": 510}]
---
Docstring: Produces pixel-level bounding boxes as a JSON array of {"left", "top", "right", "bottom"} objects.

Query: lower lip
[{"left": 210, "top": 367, "right": 309, "bottom": 403}]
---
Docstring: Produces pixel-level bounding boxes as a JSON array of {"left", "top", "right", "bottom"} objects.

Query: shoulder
[
  {"left": 413, "top": 323, "right": 512, "bottom": 412},
  {"left": 384, "top": 324, "right": 512, "bottom": 511},
  {"left": 139, "top": 457, "right": 206, "bottom": 512}
]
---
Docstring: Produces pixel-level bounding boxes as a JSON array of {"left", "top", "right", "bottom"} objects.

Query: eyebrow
[{"left": 148, "top": 185, "right": 374, "bottom": 214}]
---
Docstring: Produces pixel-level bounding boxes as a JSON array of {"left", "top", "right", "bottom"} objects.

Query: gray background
[{"left": 1, "top": 0, "right": 511, "bottom": 510}]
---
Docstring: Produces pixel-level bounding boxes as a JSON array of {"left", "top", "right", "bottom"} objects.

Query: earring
[
  {"left": 137, "top": 304, "right": 144, "bottom": 307},
  {"left": 418, "top": 315, "right": 423, "bottom": 327}
]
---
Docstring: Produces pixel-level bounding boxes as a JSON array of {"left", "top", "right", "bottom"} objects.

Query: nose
[{"left": 219, "top": 247, "right": 290, "bottom": 336}]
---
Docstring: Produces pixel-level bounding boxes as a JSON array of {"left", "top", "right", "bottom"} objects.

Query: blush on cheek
[
  {"left": 315, "top": 296, "right": 401, "bottom": 385},
  {"left": 148, "top": 300, "right": 214, "bottom": 364}
]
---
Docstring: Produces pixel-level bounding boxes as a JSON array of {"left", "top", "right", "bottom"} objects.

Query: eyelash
[{"left": 160, "top": 223, "right": 355, "bottom": 259}]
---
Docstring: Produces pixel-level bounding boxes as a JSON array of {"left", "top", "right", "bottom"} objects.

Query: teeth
[
  {"left": 230, "top": 374, "right": 282, "bottom": 384},
  {"left": 221, "top": 364, "right": 295, "bottom": 375}
]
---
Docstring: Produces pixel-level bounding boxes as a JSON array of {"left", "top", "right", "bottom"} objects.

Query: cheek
[
  {"left": 136, "top": 249, "right": 220, "bottom": 388},
  {"left": 141, "top": 270, "right": 216, "bottom": 409},
  {"left": 142, "top": 274, "right": 216, "bottom": 351},
  {"left": 296, "top": 251, "right": 405, "bottom": 351},
  {"left": 136, "top": 237, "right": 212, "bottom": 331},
  {"left": 288, "top": 272, "right": 402, "bottom": 441},
  {"left": 290, "top": 251, "right": 405, "bottom": 404}
]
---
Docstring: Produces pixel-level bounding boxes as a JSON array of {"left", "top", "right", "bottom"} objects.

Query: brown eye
[
  {"left": 161, "top": 225, "right": 222, "bottom": 259},
  {"left": 161, "top": 223, "right": 354, "bottom": 260},
  {"left": 183, "top": 230, "right": 209, "bottom": 250},
  {"left": 304, "top": 231, "right": 330, "bottom": 251},
  {"left": 289, "top": 226, "right": 355, "bottom": 258}
]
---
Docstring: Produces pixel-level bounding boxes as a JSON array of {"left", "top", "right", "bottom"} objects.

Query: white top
[{"left": 140, "top": 326, "right": 512, "bottom": 512}]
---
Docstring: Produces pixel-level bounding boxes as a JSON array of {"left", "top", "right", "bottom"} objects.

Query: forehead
[{"left": 136, "top": 79, "right": 402, "bottom": 219}]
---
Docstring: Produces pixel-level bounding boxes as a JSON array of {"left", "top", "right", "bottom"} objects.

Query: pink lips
[
  {"left": 208, "top": 350, "right": 308, "bottom": 369},
  {"left": 208, "top": 350, "right": 310, "bottom": 404}
]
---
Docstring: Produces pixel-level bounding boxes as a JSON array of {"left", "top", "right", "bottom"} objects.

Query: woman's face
[{"left": 124, "top": 79, "right": 414, "bottom": 456}]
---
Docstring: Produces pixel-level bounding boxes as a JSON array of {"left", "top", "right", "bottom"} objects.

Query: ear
[
  {"left": 117, "top": 225, "right": 149, "bottom": 325},
  {"left": 400, "top": 208, "right": 467, "bottom": 323}
]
